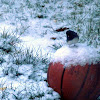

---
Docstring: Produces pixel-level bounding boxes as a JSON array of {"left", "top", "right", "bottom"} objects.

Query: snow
[
  {"left": 0, "top": 0, "right": 100, "bottom": 99},
  {"left": 53, "top": 43, "right": 100, "bottom": 67},
  {"left": 0, "top": 23, "right": 15, "bottom": 33}
]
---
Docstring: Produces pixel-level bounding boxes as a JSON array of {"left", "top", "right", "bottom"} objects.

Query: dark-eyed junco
[{"left": 66, "top": 30, "right": 79, "bottom": 45}]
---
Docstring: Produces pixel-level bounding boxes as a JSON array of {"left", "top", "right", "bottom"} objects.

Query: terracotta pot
[{"left": 47, "top": 62, "right": 100, "bottom": 100}]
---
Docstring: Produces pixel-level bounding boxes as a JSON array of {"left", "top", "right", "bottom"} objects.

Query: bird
[{"left": 66, "top": 30, "right": 79, "bottom": 46}]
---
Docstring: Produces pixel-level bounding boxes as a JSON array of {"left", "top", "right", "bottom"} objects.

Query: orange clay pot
[{"left": 47, "top": 62, "right": 100, "bottom": 100}]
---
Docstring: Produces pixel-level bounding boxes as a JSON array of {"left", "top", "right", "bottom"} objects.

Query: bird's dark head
[
  {"left": 66, "top": 30, "right": 73, "bottom": 40},
  {"left": 66, "top": 30, "right": 79, "bottom": 44},
  {"left": 66, "top": 30, "right": 71, "bottom": 35}
]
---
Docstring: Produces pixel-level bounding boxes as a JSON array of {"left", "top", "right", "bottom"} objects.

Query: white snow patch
[
  {"left": 52, "top": 43, "right": 100, "bottom": 67},
  {"left": 0, "top": 23, "right": 15, "bottom": 33},
  {"left": 19, "top": 35, "right": 55, "bottom": 58}
]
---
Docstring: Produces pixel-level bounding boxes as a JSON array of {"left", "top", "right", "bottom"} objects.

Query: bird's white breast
[{"left": 67, "top": 37, "right": 79, "bottom": 45}]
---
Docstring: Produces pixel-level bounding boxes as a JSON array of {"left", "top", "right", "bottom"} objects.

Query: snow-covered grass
[
  {"left": 0, "top": 32, "right": 60, "bottom": 100},
  {"left": 0, "top": 0, "right": 100, "bottom": 99}
]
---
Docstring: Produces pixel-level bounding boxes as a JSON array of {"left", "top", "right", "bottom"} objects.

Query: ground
[{"left": 0, "top": 0, "right": 100, "bottom": 100}]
